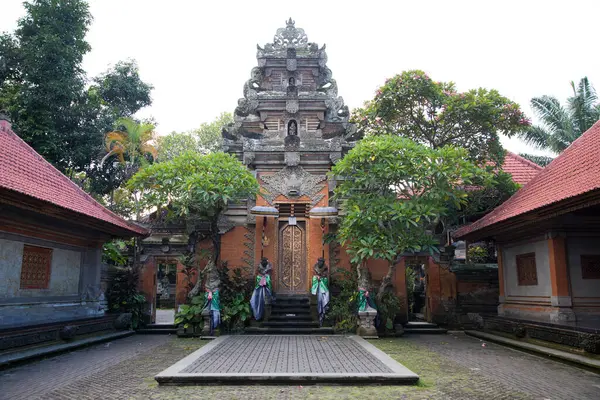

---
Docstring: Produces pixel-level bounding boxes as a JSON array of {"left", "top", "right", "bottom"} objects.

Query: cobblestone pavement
[{"left": 1, "top": 332, "right": 599, "bottom": 400}]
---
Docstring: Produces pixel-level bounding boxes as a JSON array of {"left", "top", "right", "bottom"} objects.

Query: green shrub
[
  {"left": 106, "top": 267, "right": 146, "bottom": 329},
  {"left": 326, "top": 267, "right": 358, "bottom": 332}
]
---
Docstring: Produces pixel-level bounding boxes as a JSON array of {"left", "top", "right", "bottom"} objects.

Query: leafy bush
[
  {"left": 106, "top": 267, "right": 146, "bottom": 329},
  {"left": 468, "top": 245, "right": 488, "bottom": 263},
  {"left": 326, "top": 268, "right": 358, "bottom": 332},
  {"left": 376, "top": 290, "right": 401, "bottom": 332},
  {"left": 175, "top": 295, "right": 205, "bottom": 329},
  {"left": 102, "top": 240, "right": 128, "bottom": 266},
  {"left": 218, "top": 263, "right": 253, "bottom": 333}
]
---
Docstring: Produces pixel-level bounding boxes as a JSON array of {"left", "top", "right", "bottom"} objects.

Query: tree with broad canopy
[
  {"left": 352, "top": 70, "right": 530, "bottom": 166},
  {"left": 128, "top": 151, "right": 259, "bottom": 297},
  {"left": 331, "top": 135, "right": 492, "bottom": 300}
]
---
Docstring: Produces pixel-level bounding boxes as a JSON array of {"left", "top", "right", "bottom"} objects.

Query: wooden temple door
[{"left": 278, "top": 221, "right": 307, "bottom": 294}]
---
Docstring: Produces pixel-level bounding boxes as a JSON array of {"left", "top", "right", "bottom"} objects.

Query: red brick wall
[
  {"left": 220, "top": 226, "right": 253, "bottom": 271},
  {"left": 139, "top": 258, "right": 156, "bottom": 322}
]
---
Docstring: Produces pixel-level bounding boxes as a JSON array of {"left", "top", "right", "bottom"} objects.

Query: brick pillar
[
  {"left": 546, "top": 233, "right": 575, "bottom": 323},
  {"left": 394, "top": 257, "right": 408, "bottom": 324}
]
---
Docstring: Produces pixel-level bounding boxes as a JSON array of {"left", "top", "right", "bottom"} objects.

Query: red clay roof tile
[
  {"left": 0, "top": 119, "right": 147, "bottom": 236},
  {"left": 502, "top": 152, "right": 544, "bottom": 186},
  {"left": 455, "top": 120, "right": 600, "bottom": 239}
]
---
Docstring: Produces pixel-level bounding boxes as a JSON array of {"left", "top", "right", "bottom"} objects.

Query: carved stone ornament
[
  {"left": 287, "top": 58, "right": 297, "bottom": 71},
  {"left": 285, "top": 152, "right": 300, "bottom": 166},
  {"left": 274, "top": 18, "right": 308, "bottom": 49},
  {"left": 260, "top": 166, "right": 326, "bottom": 205},
  {"left": 286, "top": 100, "right": 299, "bottom": 114}
]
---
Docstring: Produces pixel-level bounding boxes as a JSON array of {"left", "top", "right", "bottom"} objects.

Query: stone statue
[
  {"left": 288, "top": 120, "right": 297, "bottom": 136},
  {"left": 313, "top": 257, "right": 328, "bottom": 277},
  {"left": 257, "top": 257, "right": 273, "bottom": 276},
  {"left": 199, "top": 260, "right": 221, "bottom": 336},
  {"left": 289, "top": 77, "right": 296, "bottom": 87},
  {"left": 311, "top": 258, "right": 329, "bottom": 326},
  {"left": 357, "top": 266, "right": 378, "bottom": 337},
  {"left": 250, "top": 257, "right": 273, "bottom": 320}
]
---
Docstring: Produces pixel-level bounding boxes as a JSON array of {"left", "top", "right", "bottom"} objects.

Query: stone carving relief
[
  {"left": 286, "top": 100, "right": 299, "bottom": 114},
  {"left": 260, "top": 166, "right": 326, "bottom": 205}
]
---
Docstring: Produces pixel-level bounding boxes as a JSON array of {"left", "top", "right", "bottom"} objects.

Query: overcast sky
[{"left": 1, "top": 0, "right": 599, "bottom": 156}]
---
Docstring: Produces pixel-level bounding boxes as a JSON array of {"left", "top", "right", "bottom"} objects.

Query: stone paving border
[
  {"left": 0, "top": 330, "right": 134, "bottom": 368},
  {"left": 466, "top": 330, "right": 600, "bottom": 370},
  {"left": 155, "top": 335, "right": 419, "bottom": 385}
]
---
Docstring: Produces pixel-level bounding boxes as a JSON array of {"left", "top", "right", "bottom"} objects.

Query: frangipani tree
[
  {"left": 331, "top": 135, "right": 491, "bottom": 300},
  {"left": 128, "top": 151, "right": 259, "bottom": 297}
]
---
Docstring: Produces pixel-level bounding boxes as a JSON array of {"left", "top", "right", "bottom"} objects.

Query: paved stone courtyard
[
  {"left": 156, "top": 335, "right": 416, "bottom": 384},
  {"left": 182, "top": 336, "right": 394, "bottom": 374},
  {"left": 1, "top": 332, "right": 600, "bottom": 399}
]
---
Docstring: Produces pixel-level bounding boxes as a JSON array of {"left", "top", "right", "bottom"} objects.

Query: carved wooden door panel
[{"left": 278, "top": 222, "right": 307, "bottom": 294}]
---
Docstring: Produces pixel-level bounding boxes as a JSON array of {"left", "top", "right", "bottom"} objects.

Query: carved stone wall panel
[{"left": 259, "top": 166, "right": 326, "bottom": 206}]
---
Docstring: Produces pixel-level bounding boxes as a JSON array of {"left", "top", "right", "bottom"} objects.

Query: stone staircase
[
  {"left": 137, "top": 323, "right": 177, "bottom": 335},
  {"left": 246, "top": 294, "right": 334, "bottom": 335},
  {"left": 403, "top": 321, "right": 447, "bottom": 334}
]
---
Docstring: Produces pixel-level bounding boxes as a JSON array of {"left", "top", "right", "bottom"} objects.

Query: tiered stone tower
[{"left": 221, "top": 19, "right": 359, "bottom": 296}]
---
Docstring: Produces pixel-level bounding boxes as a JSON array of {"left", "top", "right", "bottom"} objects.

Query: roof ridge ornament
[{"left": 272, "top": 18, "right": 309, "bottom": 50}]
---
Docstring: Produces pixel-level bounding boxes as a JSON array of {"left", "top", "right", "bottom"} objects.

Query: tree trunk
[
  {"left": 187, "top": 219, "right": 221, "bottom": 299},
  {"left": 377, "top": 257, "right": 399, "bottom": 304}
]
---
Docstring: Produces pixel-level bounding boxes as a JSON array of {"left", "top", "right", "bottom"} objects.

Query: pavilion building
[
  {"left": 0, "top": 114, "right": 147, "bottom": 352},
  {"left": 454, "top": 121, "right": 600, "bottom": 352}
]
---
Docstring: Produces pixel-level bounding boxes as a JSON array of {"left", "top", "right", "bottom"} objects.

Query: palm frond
[
  {"left": 519, "top": 125, "right": 551, "bottom": 149},
  {"left": 140, "top": 143, "right": 158, "bottom": 160},
  {"left": 568, "top": 77, "right": 599, "bottom": 135},
  {"left": 530, "top": 96, "right": 568, "bottom": 133},
  {"left": 105, "top": 131, "right": 128, "bottom": 151}
]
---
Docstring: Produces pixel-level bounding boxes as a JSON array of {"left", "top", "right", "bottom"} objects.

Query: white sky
[{"left": 1, "top": 0, "right": 599, "bottom": 156}]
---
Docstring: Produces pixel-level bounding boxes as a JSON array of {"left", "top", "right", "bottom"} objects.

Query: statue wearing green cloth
[
  {"left": 311, "top": 258, "right": 329, "bottom": 326},
  {"left": 250, "top": 257, "right": 273, "bottom": 320}
]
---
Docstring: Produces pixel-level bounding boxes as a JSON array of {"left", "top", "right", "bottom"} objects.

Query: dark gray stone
[
  {"left": 114, "top": 313, "right": 132, "bottom": 330},
  {"left": 59, "top": 325, "right": 79, "bottom": 341}
]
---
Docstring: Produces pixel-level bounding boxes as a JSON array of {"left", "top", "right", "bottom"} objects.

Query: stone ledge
[
  {"left": 0, "top": 330, "right": 134, "bottom": 369},
  {"left": 156, "top": 335, "right": 419, "bottom": 385},
  {"left": 465, "top": 330, "right": 600, "bottom": 371}
]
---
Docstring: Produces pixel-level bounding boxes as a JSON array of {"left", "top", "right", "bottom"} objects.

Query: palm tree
[
  {"left": 520, "top": 77, "right": 600, "bottom": 153},
  {"left": 101, "top": 117, "right": 157, "bottom": 172}
]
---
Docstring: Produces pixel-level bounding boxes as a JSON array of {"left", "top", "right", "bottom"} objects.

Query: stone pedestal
[
  {"left": 201, "top": 308, "right": 211, "bottom": 336},
  {"left": 357, "top": 306, "right": 378, "bottom": 337}
]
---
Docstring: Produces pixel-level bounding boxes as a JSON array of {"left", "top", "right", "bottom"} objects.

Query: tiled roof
[
  {"left": 0, "top": 119, "right": 147, "bottom": 236},
  {"left": 455, "top": 120, "right": 600, "bottom": 239},
  {"left": 502, "top": 152, "right": 544, "bottom": 186}
]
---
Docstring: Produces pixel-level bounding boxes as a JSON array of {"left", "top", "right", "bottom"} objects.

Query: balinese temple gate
[{"left": 219, "top": 18, "right": 359, "bottom": 295}]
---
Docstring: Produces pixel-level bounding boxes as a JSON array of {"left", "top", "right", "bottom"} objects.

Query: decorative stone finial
[{"left": 286, "top": 17, "right": 295, "bottom": 27}]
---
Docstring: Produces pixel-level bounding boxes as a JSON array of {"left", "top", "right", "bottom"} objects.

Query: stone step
[
  {"left": 270, "top": 308, "right": 312, "bottom": 315},
  {"left": 403, "top": 328, "right": 447, "bottom": 334},
  {"left": 245, "top": 327, "right": 334, "bottom": 335},
  {"left": 262, "top": 321, "right": 320, "bottom": 328},
  {"left": 405, "top": 322, "right": 441, "bottom": 329},
  {"left": 273, "top": 299, "right": 310, "bottom": 306},
  {"left": 146, "top": 324, "right": 177, "bottom": 329},
  {"left": 137, "top": 328, "right": 177, "bottom": 335},
  {"left": 271, "top": 304, "right": 310, "bottom": 312},
  {"left": 267, "top": 315, "right": 314, "bottom": 322}
]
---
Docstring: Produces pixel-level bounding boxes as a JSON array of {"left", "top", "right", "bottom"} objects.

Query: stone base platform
[{"left": 155, "top": 335, "right": 419, "bottom": 385}]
